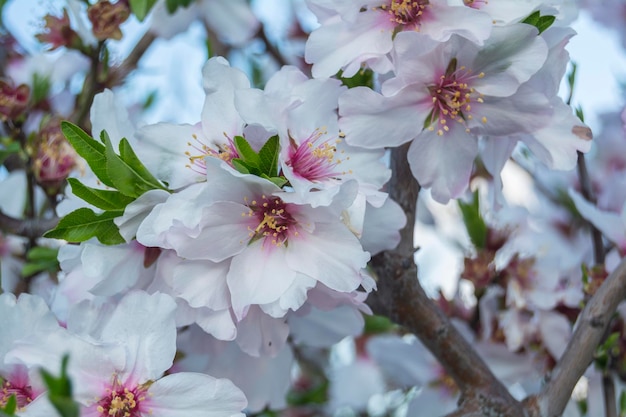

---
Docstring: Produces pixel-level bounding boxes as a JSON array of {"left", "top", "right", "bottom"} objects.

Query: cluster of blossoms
[
  {"left": 48, "top": 55, "right": 404, "bottom": 411},
  {"left": 1, "top": 291, "right": 247, "bottom": 416},
  {"left": 2, "top": 0, "right": 626, "bottom": 416},
  {"left": 305, "top": 0, "right": 591, "bottom": 202}
]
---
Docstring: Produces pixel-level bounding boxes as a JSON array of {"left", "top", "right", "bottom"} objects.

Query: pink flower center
[
  {"left": 96, "top": 379, "right": 148, "bottom": 417},
  {"left": 379, "top": 0, "right": 430, "bottom": 29},
  {"left": 1, "top": 379, "right": 33, "bottom": 410},
  {"left": 426, "top": 58, "right": 485, "bottom": 136},
  {"left": 244, "top": 195, "right": 298, "bottom": 247},
  {"left": 185, "top": 133, "right": 240, "bottom": 175},
  {"left": 287, "top": 129, "right": 348, "bottom": 182}
]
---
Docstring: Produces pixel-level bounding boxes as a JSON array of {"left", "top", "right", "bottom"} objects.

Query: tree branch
[
  {"left": 107, "top": 31, "right": 157, "bottom": 87},
  {"left": 576, "top": 151, "right": 605, "bottom": 265},
  {"left": 369, "top": 143, "right": 525, "bottom": 417},
  {"left": 529, "top": 257, "right": 626, "bottom": 417},
  {"left": 0, "top": 209, "right": 59, "bottom": 239}
]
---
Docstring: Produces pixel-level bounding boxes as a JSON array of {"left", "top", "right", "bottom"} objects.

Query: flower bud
[
  {"left": 88, "top": 0, "right": 130, "bottom": 41},
  {"left": 33, "top": 119, "right": 79, "bottom": 190},
  {"left": 0, "top": 80, "right": 30, "bottom": 121},
  {"left": 36, "top": 9, "right": 81, "bottom": 50}
]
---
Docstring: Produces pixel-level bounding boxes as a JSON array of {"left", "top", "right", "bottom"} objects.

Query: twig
[
  {"left": 256, "top": 26, "right": 288, "bottom": 68},
  {"left": 529, "top": 257, "right": 626, "bottom": 417},
  {"left": 576, "top": 151, "right": 605, "bottom": 265},
  {"left": 71, "top": 41, "right": 104, "bottom": 128},
  {"left": 603, "top": 375, "right": 617, "bottom": 417},
  {"left": 369, "top": 143, "right": 525, "bottom": 417},
  {"left": 107, "top": 31, "right": 157, "bottom": 86},
  {"left": 0, "top": 209, "right": 59, "bottom": 239}
]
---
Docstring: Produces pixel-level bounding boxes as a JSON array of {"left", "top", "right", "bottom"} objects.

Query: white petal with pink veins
[
  {"left": 408, "top": 126, "right": 478, "bottom": 203},
  {"left": 170, "top": 259, "right": 231, "bottom": 310},
  {"left": 147, "top": 372, "right": 247, "bottom": 417},
  {"left": 228, "top": 241, "right": 297, "bottom": 319},
  {"left": 521, "top": 99, "right": 592, "bottom": 170},
  {"left": 99, "top": 291, "right": 178, "bottom": 385},
  {"left": 305, "top": 12, "right": 393, "bottom": 78},
  {"left": 287, "top": 223, "right": 369, "bottom": 292},
  {"left": 340, "top": 85, "right": 430, "bottom": 148},
  {"left": 201, "top": 57, "right": 249, "bottom": 141},
  {"left": 236, "top": 306, "right": 290, "bottom": 357}
]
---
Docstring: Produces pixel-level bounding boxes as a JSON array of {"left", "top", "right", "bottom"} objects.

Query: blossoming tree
[{"left": 0, "top": 0, "right": 625, "bottom": 416}]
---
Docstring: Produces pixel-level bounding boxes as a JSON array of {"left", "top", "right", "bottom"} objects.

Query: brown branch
[
  {"left": 71, "top": 41, "right": 104, "bottom": 128},
  {"left": 603, "top": 375, "right": 617, "bottom": 417},
  {"left": 107, "top": 31, "right": 157, "bottom": 87},
  {"left": 369, "top": 143, "right": 525, "bottom": 417},
  {"left": 529, "top": 257, "right": 626, "bottom": 417},
  {"left": 576, "top": 151, "right": 605, "bottom": 265},
  {"left": 256, "top": 27, "right": 288, "bottom": 68},
  {"left": 0, "top": 209, "right": 59, "bottom": 239}
]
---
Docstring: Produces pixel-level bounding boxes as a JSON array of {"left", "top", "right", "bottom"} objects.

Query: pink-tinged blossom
[
  {"left": 0, "top": 293, "right": 60, "bottom": 413},
  {"left": 176, "top": 325, "right": 294, "bottom": 413},
  {"left": 340, "top": 24, "right": 566, "bottom": 202},
  {"left": 134, "top": 157, "right": 370, "bottom": 319},
  {"left": 135, "top": 57, "right": 252, "bottom": 190},
  {"left": 234, "top": 65, "right": 391, "bottom": 214},
  {"left": 8, "top": 291, "right": 248, "bottom": 417},
  {"left": 304, "top": 0, "right": 493, "bottom": 78},
  {"left": 479, "top": 27, "right": 592, "bottom": 206}
]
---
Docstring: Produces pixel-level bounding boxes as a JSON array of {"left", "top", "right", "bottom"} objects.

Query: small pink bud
[
  {"left": 88, "top": 0, "right": 130, "bottom": 41},
  {"left": 0, "top": 80, "right": 30, "bottom": 121},
  {"left": 36, "top": 9, "right": 80, "bottom": 50},
  {"left": 33, "top": 119, "right": 79, "bottom": 190}
]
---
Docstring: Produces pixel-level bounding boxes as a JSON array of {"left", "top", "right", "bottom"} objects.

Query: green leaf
[
  {"left": 0, "top": 395, "right": 16, "bottom": 415},
  {"left": 31, "top": 73, "right": 51, "bottom": 104},
  {"left": 61, "top": 121, "right": 114, "bottom": 188},
  {"left": 363, "top": 314, "right": 394, "bottom": 334},
  {"left": 21, "top": 246, "right": 60, "bottom": 277},
  {"left": 263, "top": 176, "right": 288, "bottom": 188},
  {"left": 129, "top": 0, "right": 158, "bottom": 21},
  {"left": 575, "top": 105, "right": 585, "bottom": 123},
  {"left": 287, "top": 380, "right": 328, "bottom": 406},
  {"left": 143, "top": 90, "right": 157, "bottom": 109},
  {"left": 522, "top": 10, "right": 540, "bottom": 26},
  {"left": 444, "top": 57, "right": 458, "bottom": 78},
  {"left": 40, "top": 355, "right": 80, "bottom": 417},
  {"left": 118, "top": 138, "right": 167, "bottom": 190},
  {"left": 458, "top": 191, "right": 488, "bottom": 249},
  {"left": 165, "top": 0, "right": 194, "bottom": 13},
  {"left": 536, "top": 15, "right": 556, "bottom": 34},
  {"left": 231, "top": 158, "right": 251, "bottom": 175},
  {"left": 581, "top": 263, "right": 589, "bottom": 286},
  {"left": 0, "top": 142, "right": 21, "bottom": 165},
  {"left": 102, "top": 131, "right": 166, "bottom": 198},
  {"left": 258, "top": 135, "right": 280, "bottom": 177},
  {"left": 522, "top": 11, "right": 555, "bottom": 34},
  {"left": 338, "top": 68, "right": 374, "bottom": 89},
  {"left": 422, "top": 109, "right": 436, "bottom": 130},
  {"left": 233, "top": 136, "right": 260, "bottom": 167},
  {"left": 43, "top": 207, "right": 125, "bottom": 245},
  {"left": 567, "top": 62, "right": 577, "bottom": 94},
  {"left": 67, "top": 178, "right": 135, "bottom": 211},
  {"left": 26, "top": 246, "right": 59, "bottom": 261}
]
